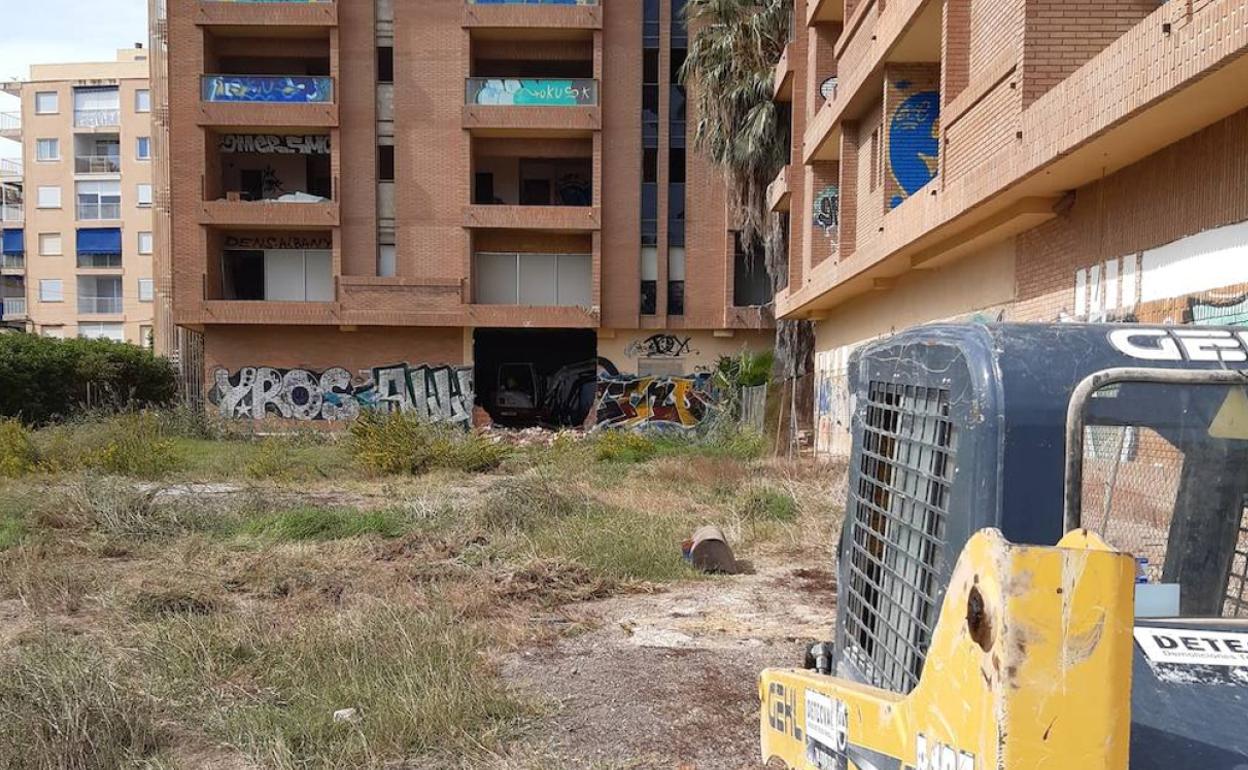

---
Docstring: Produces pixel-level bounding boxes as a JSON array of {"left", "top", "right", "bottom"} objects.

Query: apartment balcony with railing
[
  {"left": 201, "top": 130, "right": 337, "bottom": 226},
  {"left": 1, "top": 229, "right": 22, "bottom": 271},
  {"left": 208, "top": 230, "right": 334, "bottom": 304},
  {"left": 0, "top": 111, "right": 20, "bottom": 140},
  {"left": 467, "top": 146, "right": 598, "bottom": 230},
  {"left": 78, "top": 276, "right": 124, "bottom": 315},
  {"left": 1, "top": 296, "right": 26, "bottom": 320},
  {"left": 73, "top": 86, "right": 122, "bottom": 130},
  {"left": 1, "top": 200, "right": 23, "bottom": 224},
  {"left": 464, "top": 49, "right": 599, "bottom": 134},
  {"left": 0, "top": 158, "right": 21, "bottom": 178},
  {"left": 77, "top": 202, "right": 122, "bottom": 221},
  {"left": 196, "top": 0, "right": 337, "bottom": 27},
  {"left": 473, "top": 251, "right": 592, "bottom": 308},
  {"left": 199, "top": 32, "right": 336, "bottom": 126}
]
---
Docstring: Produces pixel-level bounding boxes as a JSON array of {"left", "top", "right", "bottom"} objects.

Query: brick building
[
  {"left": 772, "top": 0, "right": 1248, "bottom": 455},
  {"left": 150, "top": 0, "right": 775, "bottom": 427},
  {"left": 0, "top": 49, "right": 156, "bottom": 345}
]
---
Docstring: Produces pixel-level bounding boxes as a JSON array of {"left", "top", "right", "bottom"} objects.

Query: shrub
[
  {"left": 243, "top": 437, "right": 296, "bottom": 481},
  {"left": 0, "top": 334, "right": 176, "bottom": 425},
  {"left": 37, "top": 412, "right": 183, "bottom": 478},
  {"left": 240, "top": 506, "right": 409, "bottom": 542},
  {"left": 348, "top": 411, "right": 508, "bottom": 475},
  {"left": 593, "top": 430, "right": 657, "bottom": 463},
  {"left": 738, "top": 484, "right": 799, "bottom": 522},
  {"left": 0, "top": 636, "right": 160, "bottom": 769},
  {"left": 0, "top": 418, "right": 38, "bottom": 477}
]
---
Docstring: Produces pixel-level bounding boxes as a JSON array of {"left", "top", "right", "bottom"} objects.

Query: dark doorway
[{"left": 474, "top": 328, "right": 597, "bottom": 428}]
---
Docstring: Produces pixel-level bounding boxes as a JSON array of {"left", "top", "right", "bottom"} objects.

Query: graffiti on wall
[
  {"left": 820, "top": 77, "right": 838, "bottom": 103},
  {"left": 470, "top": 79, "right": 596, "bottom": 106},
  {"left": 202, "top": 75, "right": 333, "bottom": 104},
  {"left": 594, "top": 375, "right": 716, "bottom": 430},
  {"left": 223, "top": 234, "right": 332, "bottom": 251},
  {"left": 887, "top": 89, "right": 940, "bottom": 210},
  {"left": 813, "top": 185, "right": 839, "bottom": 240},
  {"left": 814, "top": 348, "right": 854, "bottom": 457},
  {"left": 219, "top": 134, "right": 330, "bottom": 155},
  {"left": 624, "top": 334, "right": 696, "bottom": 359},
  {"left": 210, "top": 364, "right": 473, "bottom": 424},
  {"left": 1189, "top": 295, "right": 1248, "bottom": 326}
]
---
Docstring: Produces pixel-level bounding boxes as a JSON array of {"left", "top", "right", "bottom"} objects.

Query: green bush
[
  {"left": 37, "top": 412, "right": 184, "bottom": 478},
  {"left": 348, "top": 411, "right": 508, "bottom": 475},
  {"left": 738, "top": 484, "right": 799, "bottom": 522},
  {"left": 240, "top": 506, "right": 409, "bottom": 542},
  {"left": 0, "top": 334, "right": 176, "bottom": 425},
  {"left": 593, "top": 430, "right": 658, "bottom": 463},
  {"left": 243, "top": 437, "right": 296, "bottom": 481},
  {"left": 0, "top": 418, "right": 38, "bottom": 477}
]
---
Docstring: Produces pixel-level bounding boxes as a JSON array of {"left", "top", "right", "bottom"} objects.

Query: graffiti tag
[
  {"left": 624, "top": 334, "right": 696, "bottom": 359},
  {"left": 813, "top": 185, "right": 839, "bottom": 241},
  {"left": 210, "top": 363, "right": 473, "bottom": 424},
  {"left": 594, "top": 374, "right": 716, "bottom": 430},
  {"left": 470, "top": 79, "right": 596, "bottom": 107},
  {"left": 219, "top": 134, "right": 330, "bottom": 155},
  {"left": 203, "top": 75, "right": 333, "bottom": 104},
  {"left": 888, "top": 89, "right": 940, "bottom": 209},
  {"left": 223, "top": 234, "right": 332, "bottom": 251}
]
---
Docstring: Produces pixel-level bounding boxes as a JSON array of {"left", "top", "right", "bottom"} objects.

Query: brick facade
[{"left": 777, "top": 0, "right": 1248, "bottom": 455}]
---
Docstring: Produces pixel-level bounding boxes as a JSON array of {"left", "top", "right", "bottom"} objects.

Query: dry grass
[{"left": 0, "top": 422, "right": 840, "bottom": 769}]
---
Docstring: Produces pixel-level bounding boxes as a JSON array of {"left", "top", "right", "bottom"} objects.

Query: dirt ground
[{"left": 497, "top": 557, "right": 837, "bottom": 770}]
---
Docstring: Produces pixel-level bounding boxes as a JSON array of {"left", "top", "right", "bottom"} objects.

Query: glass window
[
  {"left": 73, "top": 87, "right": 120, "bottom": 128},
  {"left": 39, "top": 278, "right": 63, "bottom": 302},
  {"left": 138, "top": 278, "right": 154, "bottom": 302},
  {"left": 36, "top": 138, "right": 59, "bottom": 161},
  {"left": 140, "top": 325, "right": 154, "bottom": 349},
  {"left": 377, "top": 47, "right": 394, "bottom": 83},
  {"left": 34, "top": 91, "right": 58, "bottom": 114},
  {"left": 78, "top": 322, "right": 124, "bottom": 341},
  {"left": 36, "top": 186, "right": 61, "bottom": 209},
  {"left": 41, "top": 326, "right": 64, "bottom": 339},
  {"left": 76, "top": 180, "right": 120, "bottom": 219},
  {"left": 136, "top": 137, "right": 151, "bottom": 160},
  {"left": 136, "top": 184, "right": 153, "bottom": 207},
  {"left": 378, "top": 145, "right": 394, "bottom": 182},
  {"left": 135, "top": 89, "right": 151, "bottom": 113},
  {"left": 38, "top": 233, "right": 62, "bottom": 256},
  {"left": 137, "top": 231, "right": 153, "bottom": 254}
]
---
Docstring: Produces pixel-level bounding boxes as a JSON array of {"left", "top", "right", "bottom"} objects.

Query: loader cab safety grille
[{"left": 842, "top": 381, "right": 955, "bottom": 694}]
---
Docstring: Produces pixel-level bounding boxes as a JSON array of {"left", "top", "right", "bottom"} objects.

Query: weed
[
  {"left": 738, "top": 484, "right": 799, "bottom": 522},
  {"left": 240, "top": 506, "right": 409, "bottom": 542},
  {"left": 349, "top": 411, "right": 508, "bottom": 475},
  {"left": 37, "top": 412, "right": 184, "bottom": 478},
  {"left": 142, "top": 603, "right": 526, "bottom": 767},
  {"left": 0, "top": 514, "right": 24, "bottom": 551},
  {"left": 243, "top": 437, "right": 296, "bottom": 481},
  {"left": 0, "top": 418, "right": 38, "bottom": 477},
  {"left": 593, "top": 430, "right": 657, "bottom": 463},
  {"left": 0, "top": 636, "right": 159, "bottom": 768},
  {"left": 477, "top": 473, "right": 586, "bottom": 531},
  {"left": 133, "top": 588, "right": 222, "bottom": 620}
]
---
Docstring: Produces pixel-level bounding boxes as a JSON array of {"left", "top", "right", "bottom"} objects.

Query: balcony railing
[
  {"left": 202, "top": 75, "right": 334, "bottom": 104},
  {"left": 77, "top": 202, "right": 122, "bottom": 220},
  {"left": 0, "top": 204, "right": 22, "bottom": 223},
  {"left": 78, "top": 296, "right": 124, "bottom": 314},
  {"left": 75, "top": 155, "right": 122, "bottom": 174},
  {"left": 0, "top": 112, "right": 19, "bottom": 132},
  {"left": 0, "top": 158, "right": 20, "bottom": 177},
  {"left": 466, "top": 0, "right": 598, "bottom": 3},
  {"left": 74, "top": 109, "right": 121, "bottom": 129},
  {"left": 466, "top": 78, "right": 598, "bottom": 106},
  {"left": 1, "top": 297, "right": 26, "bottom": 318},
  {"left": 77, "top": 254, "right": 123, "bottom": 269},
  {"left": 205, "top": 0, "right": 332, "bottom": 3},
  {"left": 1, "top": 254, "right": 24, "bottom": 270}
]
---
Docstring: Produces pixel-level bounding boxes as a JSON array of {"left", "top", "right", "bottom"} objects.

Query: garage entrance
[{"left": 473, "top": 328, "right": 598, "bottom": 428}]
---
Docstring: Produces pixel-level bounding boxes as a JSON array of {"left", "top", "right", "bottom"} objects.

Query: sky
[{"left": 0, "top": 0, "right": 148, "bottom": 156}]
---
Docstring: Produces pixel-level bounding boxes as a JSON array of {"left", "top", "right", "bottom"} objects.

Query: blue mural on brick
[
  {"left": 202, "top": 75, "right": 333, "bottom": 104},
  {"left": 468, "top": 79, "right": 596, "bottom": 106},
  {"left": 888, "top": 90, "right": 940, "bottom": 209}
]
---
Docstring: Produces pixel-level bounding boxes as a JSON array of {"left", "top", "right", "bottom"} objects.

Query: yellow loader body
[{"left": 760, "top": 529, "right": 1136, "bottom": 770}]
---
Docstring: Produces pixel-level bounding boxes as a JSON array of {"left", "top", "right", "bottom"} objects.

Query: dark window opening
[
  {"left": 668, "top": 148, "right": 685, "bottom": 184},
  {"left": 640, "top": 280, "right": 657, "bottom": 315},
  {"left": 221, "top": 250, "right": 265, "bottom": 301},
  {"left": 472, "top": 59, "right": 593, "bottom": 79},
  {"left": 641, "top": 183, "right": 658, "bottom": 247},
  {"left": 378, "top": 145, "right": 394, "bottom": 182},
  {"left": 667, "top": 280, "right": 685, "bottom": 316},
  {"left": 473, "top": 328, "right": 598, "bottom": 428},
  {"left": 643, "top": 148, "right": 658, "bottom": 184},
  {"left": 668, "top": 184, "right": 685, "bottom": 246},
  {"left": 643, "top": 0, "right": 660, "bottom": 46},
  {"left": 475, "top": 172, "right": 495, "bottom": 205},
  {"left": 377, "top": 46, "right": 394, "bottom": 83},
  {"left": 733, "top": 233, "right": 774, "bottom": 307}
]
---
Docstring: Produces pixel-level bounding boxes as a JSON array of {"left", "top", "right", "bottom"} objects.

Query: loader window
[{"left": 1079, "top": 381, "right": 1248, "bottom": 618}]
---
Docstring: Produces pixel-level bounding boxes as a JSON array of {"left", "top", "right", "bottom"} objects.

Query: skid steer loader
[{"left": 761, "top": 324, "right": 1248, "bottom": 770}]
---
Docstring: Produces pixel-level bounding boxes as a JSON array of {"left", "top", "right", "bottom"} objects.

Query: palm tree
[{"left": 680, "top": 0, "right": 814, "bottom": 388}]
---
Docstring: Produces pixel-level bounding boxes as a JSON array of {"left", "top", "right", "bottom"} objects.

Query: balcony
[
  {"left": 77, "top": 203, "right": 122, "bottom": 221},
  {"left": 199, "top": 75, "right": 338, "bottom": 127},
  {"left": 0, "top": 203, "right": 21, "bottom": 224},
  {"left": 75, "top": 155, "right": 122, "bottom": 175},
  {"left": 463, "top": 78, "right": 600, "bottom": 135},
  {"left": 196, "top": 0, "right": 337, "bottom": 27},
  {"left": 0, "top": 111, "right": 20, "bottom": 140},
  {"left": 73, "top": 109, "right": 121, "bottom": 130},
  {"left": 78, "top": 296, "right": 124, "bottom": 315},
  {"left": 0, "top": 158, "right": 20, "bottom": 178},
  {"left": 807, "top": 0, "right": 846, "bottom": 26},
  {"left": 463, "top": 204, "right": 601, "bottom": 231},
  {"left": 77, "top": 254, "right": 123, "bottom": 270},
  {"left": 474, "top": 251, "right": 592, "bottom": 308},
  {"left": 463, "top": 0, "right": 601, "bottom": 33},
  {"left": 1, "top": 297, "right": 26, "bottom": 319},
  {"left": 768, "top": 165, "right": 793, "bottom": 212},
  {"left": 1, "top": 255, "right": 24, "bottom": 271}
]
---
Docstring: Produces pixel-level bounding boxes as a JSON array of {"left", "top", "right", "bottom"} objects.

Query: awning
[
  {"left": 76, "top": 227, "right": 122, "bottom": 256},
  {"left": 1, "top": 229, "right": 22, "bottom": 256}
]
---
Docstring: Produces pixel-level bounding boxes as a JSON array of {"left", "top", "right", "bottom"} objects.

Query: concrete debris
[
  {"left": 332, "top": 708, "right": 361, "bottom": 724},
  {"left": 478, "top": 426, "right": 587, "bottom": 447}
]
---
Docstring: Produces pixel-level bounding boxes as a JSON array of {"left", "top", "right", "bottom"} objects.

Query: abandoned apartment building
[{"left": 153, "top": 0, "right": 777, "bottom": 429}]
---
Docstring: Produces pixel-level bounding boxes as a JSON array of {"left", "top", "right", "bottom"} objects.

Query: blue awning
[
  {"left": 77, "top": 227, "right": 122, "bottom": 256},
  {"left": 1, "top": 229, "right": 22, "bottom": 256}
]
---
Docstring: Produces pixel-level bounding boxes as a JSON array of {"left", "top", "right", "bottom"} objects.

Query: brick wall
[{"left": 854, "top": 103, "right": 885, "bottom": 247}]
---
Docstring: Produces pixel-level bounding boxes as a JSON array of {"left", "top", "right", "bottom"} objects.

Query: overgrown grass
[
  {"left": 592, "top": 431, "right": 658, "bottom": 463},
  {"left": 240, "top": 506, "right": 410, "bottom": 542},
  {"left": 737, "top": 484, "right": 799, "bottom": 523},
  {"left": 0, "top": 418, "right": 38, "bottom": 477},
  {"left": 141, "top": 603, "right": 526, "bottom": 768},
  {"left": 0, "top": 636, "right": 160, "bottom": 769},
  {"left": 0, "top": 513, "right": 25, "bottom": 551},
  {"left": 349, "top": 411, "right": 509, "bottom": 476},
  {"left": 35, "top": 412, "right": 184, "bottom": 478}
]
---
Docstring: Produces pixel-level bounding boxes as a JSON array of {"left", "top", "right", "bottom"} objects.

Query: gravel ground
[{"left": 498, "top": 559, "right": 837, "bottom": 769}]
